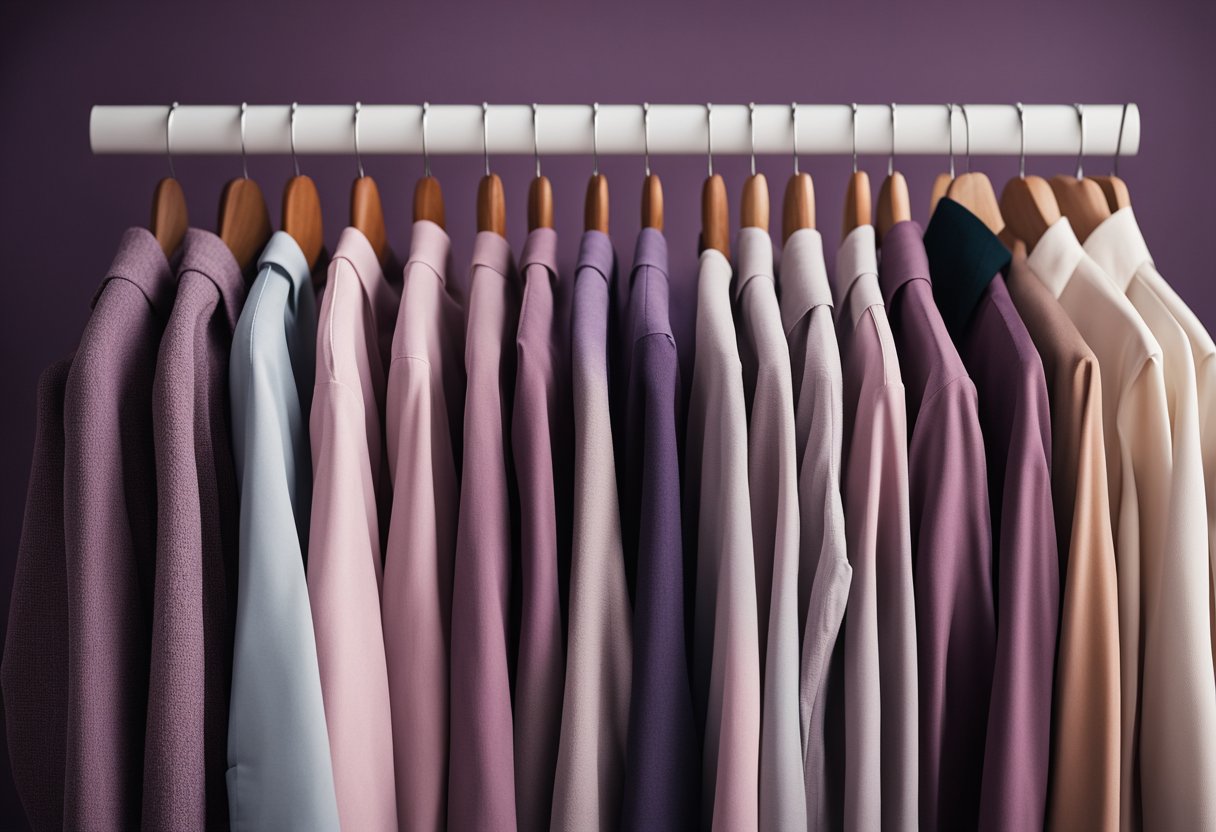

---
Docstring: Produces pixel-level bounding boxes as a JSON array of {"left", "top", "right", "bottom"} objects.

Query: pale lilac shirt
[
  {"left": 383, "top": 220, "right": 463, "bottom": 831},
  {"left": 449, "top": 230, "right": 520, "bottom": 831},
  {"left": 308, "top": 227, "right": 399, "bottom": 832},
  {"left": 833, "top": 224, "right": 918, "bottom": 832}
]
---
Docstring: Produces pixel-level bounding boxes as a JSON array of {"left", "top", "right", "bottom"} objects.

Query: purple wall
[{"left": 2, "top": 0, "right": 1214, "bottom": 825}]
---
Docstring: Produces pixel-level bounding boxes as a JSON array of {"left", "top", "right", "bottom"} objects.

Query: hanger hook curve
[
  {"left": 165, "top": 102, "right": 178, "bottom": 179},
  {"left": 850, "top": 103, "right": 858, "bottom": 174},
  {"left": 791, "top": 102, "right": 799, "bottom": 175},
  {"left": 1073, "top": 103, "right": 1085, "bottom": 178},
  {"left": 643, "top": 103, "right": 651, "bottom": 177},
  {"left": 591, "top": 102, "right": 599, "bottom": 176},
  {"left": 481, "top": 102, "right": 490, "bottom": 176},
  {"left": 532, "top": 103, "right": 541, "bottom": 178},
  {"left": 289, "top": 102, "right": 300, "bottom": 177},
  {"left": 888, "top": 103, "right": 897, "bottom": 176},
  {"left": 959, "top": 103, "right": 973, "bottom": 172},
  {"left": 706, "top": 103, "right": 714, "bottom": 177},
  {"left": 1113, "top": 102, "right": 1129, "bottom": 177},
  {"left": 946, "top": 103, "right": 955, "bottom": 179},
  {"left": 1016, "top": 102, "right": 1026, "bottom": 178},
  {"left": 239, "top": 102, "right": 250, "bottom": 179},
  {"left": 748, "top": 102, "right": 757, "bottom": 177},
  {"left": 353, "top": 102, "right": 365, "bottom": 179},
  {"left": 421, "top": 102, "right": 431, "bottom": 178}
]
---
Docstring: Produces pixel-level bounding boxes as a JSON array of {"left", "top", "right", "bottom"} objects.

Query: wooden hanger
[
  {"left": 782, "top": 105, "right": 814, "bottom": 242},
  {"left": 740, "top": 105, "right": 769, "bottom": 231},
  {"left": 150, "top": 103, "right": 188, "bottom": 257},
  {"left": 527, "top": 105, "right": 554, "bottom": 231},
  {"left": 349, "top": 104, "right": 390, "bottom": 265},
  {"left": 217, "top": 104, "right": 272, "bottom": 273},
  {"left": 1088, "top": 103, "right": 1133, "bottom": 212},
  {"left": 700, "top": 104, "right": 730, "bottom": 256},
  {"left": 280, "top": 105, "right": 323, "bottom": 270},
  {"left": 842, "top": 105, "right": 872, "bottom": 238},
  {"left": 945, "top": 105, "right": 1004, "bottom": 234},
  {"left": 876, "top": 104, "right": 911, "bottom": 243},
  {"left": 584, "top": 104, "right": 609, "bottom": 233},
  {"left": 998, "top": 103, "right": 1061, "bottom": 251},
  {"left": 640, "top": 104, "right": 664, "bottom": 230},
  {"left": 1050, "top": 105, "right": 1110, "bottom": 243},
  {"left": 928, "top": 104, "right": 957, "bottom": 216},
  {"left": 413, "top": 103, "right": 446, "bottom": 228},
  {"left": 477, "top": 103, "right": 507, "bottom": 236}
]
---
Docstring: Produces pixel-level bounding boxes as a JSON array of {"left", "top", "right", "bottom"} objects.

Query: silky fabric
[
  {"left": 1005, "top": 244, "right": 1120, "bottom": 832},
  {"left": 383, "top": 219, "right": 464, "bottom": 832},
  {"left": 686, "top": 247, "right": 761, "bottom": 831},
  {"left": 308, "top": 226, "right": 399, "bottom": 832},
  {"left": 1085, "top": 208, "right": 1216, "bottom": 832},
  {"left": 551, "top": 231, "right": 632, "bottom": 832},
  {"left": 2, "top": 358, "right": 71, "bottom": 832},
  {"left": 227, "top": 231, "right": 337, "bottom": 831},
  {"left": 833, "top": 224, "right": 918, "bottom": 832},
  {"left": 926, "top": 199, "right": 1059, "bottom": 832},
  {"left": 512, "top": 227, "right": 571, "bottom": 832},
  {"left": 448, "top": 230, "right": 520, "bottom": 831},
  {"left": 1026, "top": 217, "right": 1171, "bottom": 832},
  {"left": 145, "top": 229, "right": 245, "bottom": 831},
  {"left": 618, "top": 228, "right": 700, "bottom": 831},
  {"left": 734, "top": 226, "right": 804, "bottom": 831},
  {"left": 778, "top": 229, "right": 851, "bottom": 832},
  {"left": 878, "top": 220, "right": 995, "bottom": 832}
]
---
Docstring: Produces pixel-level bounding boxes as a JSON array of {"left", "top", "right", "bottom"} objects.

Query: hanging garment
[
  {"left": 618, "top": 228, "right": 700, "bottom": 832},
  {"left": 734, "top": 226, "right": 804, "bottom": 831},
  {"left": 834, "top": 224, "right": 918, "bottom": 832},
  {"left": 60, "top": 229, "right": 176, "bottom": 830},
  {"left": 448, "top": 230, "right": 520, "bottom": 831},
  {"left": 308, "top": 226, "right": 399, "bottom": 832},
  {"left": 1025, "top": 216, "right": 1171, "bottom": 832},
  {"left": 1005, "top": 244, "right": 1120, "bottom": 832},
  {"left": 145, "top": 229, "right": 245, "bottom": 831},
  {"left": 877, "top": 219, "right": 995, "bottom": 832},
  {"left": 512, "top": 226, "right": 571, "bottom": 832},
  {"left": 686, "top": 246, "right": 761, "bottom": 831},
  {"left": 925, "top": 199, "right": 1058, "bottom": 832},
  {"left": 551, "top": 230, "right": 633, "bottom": 832},
  {"left": 226, "top": 231, "right": 338, "bottom": 831},
  {"left": 2, "top": 358, "right": 72, "bottom": 832},
  {"left": 777, "top": 228, "right": 850, "bottom": 832},
  {"left": 383, "top": 219, "right": 464, "bottom": 832},
  {"left": 1085, "top": 208, "right": 1216, "bottom": 831}
]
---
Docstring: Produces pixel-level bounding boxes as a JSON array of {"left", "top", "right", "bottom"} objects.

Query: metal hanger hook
[
  {"left": 239, "top": 102, "right": 249, "bottom": 179},
  {"left": 353, "top": 102, "right": 365, "bottom": 179},
  {"left": 888, "top": 102, "right": 897, "bottom": 177},
  {"left": 946, "top": 103, "right": 955, "bottom": 179},
  {"left": 1073, "top": 103, "right": 1086, "bottom": 178},
  {"left": 532, "top": 103, "right": 541, "bottom": 178},
  {"left": 482, "top": 102, "right": 490, "bottom": 176},
  {"left": 850, "top": 103, "right": 858, "bottom": 174},
  {"left": 959, "top": 103, "right": 973, "bottom": 172},
  {"left": 1113, "top": 102, "right": 1129, "bottom": 177},
  {"left": 421, "top": 102, "right": 431, "bottom": 178},
  {"left": 748, "top": 102, "right": 757, "bottom": 177},
  {"left": 1016, "top": 102, "right": 1026, "bottom": 178},
  {"left": 591, "top": 102, "right": 600, "bottom": 176},
  {"left": 791, "top": 102, "right": 799, "bottom": 175},
  {"left": 643, "top": 102, "right": 651, "bottom": 177},
  {"left": 165, "top": 102, "right": 178, "bottom": 179},
  {"left": 706, "top": 103, "right": 714, "bottom": 177},
  {"left": 289, "top": 102, "right": 300, "bottom": 177}
]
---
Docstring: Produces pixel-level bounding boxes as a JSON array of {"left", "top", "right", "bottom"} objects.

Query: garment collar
[
  {"left": 176, "top": 228, "right": 245, "bottom": 328},
  {"left": 630, "top": 227, "right": 668, "bottom": 285},
  {"left": 833, "top": 224, "right": 881, "bottom": 326},
  {"left": 93, "top": 227, "right": 176, "bottom": 319},
  {"left": 878, "top": 219, "right": 930, "bottom": 308},
  {"left": 1025, "top": 217, "right": 1086, "bottom": 299},
  {"left": 733, "top": 226, "right": 774, "bottom": 303},
  {"left": 332, "top": 225, "right": 398, "bottom": 332},
  {"left": 469, "top": 229, "right": 513, "bottom": 278},
  {"left": 923, "top": 197, "right": 1011, "bottom": 335},
  {"left": 520, "top": 226, "right": 559, "bottom": 279},
  {"left": 779, "top": 227, "right": 833, "bottom": 335},
  {"left": 576, "top": 229, "right": 615, "bottom": 284},
  {"left": 257, "top": 231, "right": 310, "bottom": 308},
  {"left": 404, "top": 220, "right": 452, "bottom": 285},
  {"left": 1083, "top": 207, "right": 1151, "bottom": 293}
]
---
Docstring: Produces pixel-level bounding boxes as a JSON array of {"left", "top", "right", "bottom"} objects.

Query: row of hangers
[{"left": 146, "top": 101, "right": 1133, "bottom": 281}]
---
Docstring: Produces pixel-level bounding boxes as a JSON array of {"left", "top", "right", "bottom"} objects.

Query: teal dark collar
[{"left": 923, "top": 197, "right": 1011, "bottom": 336}]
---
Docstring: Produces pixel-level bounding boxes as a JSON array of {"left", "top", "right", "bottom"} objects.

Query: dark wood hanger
[
  {"left": 741, "top": 172, "right": 769, "bottom": 232},
  {"left": 1049, "top": 175, "right": 1110, "bottom": 243},
  {"left": 414, "top": 176, "right": 446, "bottom": 228},
  {"left": 218, "top": 177, "right": 272, "bottom": 274},
  {"left": 842, "top": 170, "right": 871, "bottom": 239},
  {"left": 641, "top": 174, "right": 663, "bottom": 230},
  {"left": 351, "top": 176, "right": 390, "bottom": 265},
  {"left": 478, "top": 173, "right": 506, "bottom": 236},
  {"left": 151, "top": 178, "right": 188, "bottom": 258},
  {"left": 875, "top": 105, "right": 911, "bottom": 244},
  {"left": 584, "top": 173, "right": 608, "bottom": 234},
  {"left": 527, "top": 174, "right": 553, "bottom": 231},
  {"left": 782, "top": 172, "right": 815, "bottom": 242},
  {"left": 282, "top": 174, "right": 323, "bottom": 271},
  {"left": 701, "top": 174, "right": 730, "bottom": 257}
]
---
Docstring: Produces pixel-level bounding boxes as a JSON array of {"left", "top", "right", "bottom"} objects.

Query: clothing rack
[{"left": 89, "top": 103, "right": 1140, "bottom": 159}]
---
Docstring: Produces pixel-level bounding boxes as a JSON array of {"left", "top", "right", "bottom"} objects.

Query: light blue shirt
[{"left": 227, "top": 231, "right": 338, "bottom": 831}]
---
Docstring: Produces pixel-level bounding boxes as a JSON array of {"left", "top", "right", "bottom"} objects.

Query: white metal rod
[{"left": 90, "top": 103, "right": 1140, "bottom": 158}]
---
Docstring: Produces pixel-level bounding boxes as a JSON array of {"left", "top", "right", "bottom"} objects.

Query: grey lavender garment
[
  {"left": 146, "top": 229, "right": 246, "bottom": 831},
  {"left": 925, "top": 199, "right": 1059, "bottom": 832},
  {"left": 226, "top": 232, "right": 338, "bottom": 831},
  {"left": 2, "top": 358, "right": 71, "bottom": 832}
]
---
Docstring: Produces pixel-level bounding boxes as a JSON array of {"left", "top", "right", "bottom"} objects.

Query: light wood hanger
[
  {"left": 477, "top": 102, "right": 507, "bottom": 235},
  {"left": 281, "top": 104, "right": 324, "bottom": 270},
  {"left": 946, "top": 104, "right": 1004, "bottom": 235},
  {"left": 217, "top": 103, "right": 272, "bottom": 273},
  {"left": 740, "top": 104, "right": 770, "bottom": 231},
  {"left": 927, "top": 104, "right": 956, "bottom": 217},
  {"left": 1088, "top": 102, "right": 1132, "bottom": 212},
  {"left": 584, "top": 103, "right": 609, "bottom": 233},
  {"left": 999, "top": 103, "right": 1061, "bottom": 252},
  {"left": 701, "top": 103, "right": 730, "bottom": 257},
  {"left": 413, "top": 102, "right": 446, "bottom": 228},
  {"left": 526, "top": 104, "right": 554, "bottom": 231},
  {"left": 782, "top": 103, "right": 815, "bottom": 242},
  {"left": 842, "top": 104, "right": 871, "bottom": 238},
  {"left": 876, "top": 103, "right": 911, "bottom": 243},
  {"left": 1050, "top": 104, "right": 1110, "bottom": 243},
  {"left": 349, "top": 103, "right": 391, "bottom": 265},
  {"left": 641, "top": 104, "right": 664, "bottom": 230},
  {"left": 150, "top": 102, "right": 188, "bottom": 257}
]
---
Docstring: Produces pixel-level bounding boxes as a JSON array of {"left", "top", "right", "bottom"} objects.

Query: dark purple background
[{"left": 2, "top": 0, "right": 1214, "bottom": 825}]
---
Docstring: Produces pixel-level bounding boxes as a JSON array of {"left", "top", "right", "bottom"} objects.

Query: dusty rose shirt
[
  {"left": 308, "top": 227, "right": 399, "bottom": 832},
  {"left": 833, "top": 224, "right": 918, "bottom": 832},
  {"left": 686, "top": 247, "right": 761, "bottom": 831},
  {"left": 383, "top": 219, "right": 463, "bottom": 831},
  {"left": 448, "top": 230, "right": 520, "bottom": 831},
  {"left": 878, "top": 220, "right": 995, "bottom": 831},
  {"left": 146, "top": 229, "right": 245, "bottom": 831}
]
